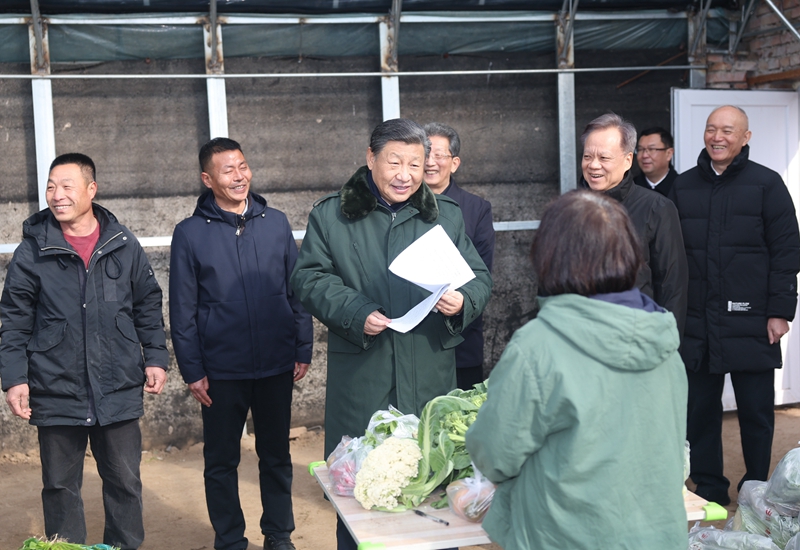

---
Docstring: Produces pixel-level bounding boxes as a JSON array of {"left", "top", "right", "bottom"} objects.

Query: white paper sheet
[{"left": 386, "top": 225, "right": 476, "bottom": 333}]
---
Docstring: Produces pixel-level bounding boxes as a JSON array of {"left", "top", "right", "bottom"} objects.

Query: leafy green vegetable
[
  {"left": 19, "top": 537, "right": 118, "bottom": 550},
  {"left": 395, "top": 380, "right": 489, "bottom": 508}
]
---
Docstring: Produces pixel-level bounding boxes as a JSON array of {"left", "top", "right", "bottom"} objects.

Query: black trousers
[
  {"left": 687, "top": 366, "right": 775, "bottom": 501},
  {"left": 202, "top": 372, "right": 295, "bottom": 550},
  {"left": 38, "top": 419, "right": 144, "bottom": 550}
]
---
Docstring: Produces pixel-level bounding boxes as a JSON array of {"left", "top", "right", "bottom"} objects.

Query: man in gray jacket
[{"left": 0, "top": 153, "right": 169, "bottom": 550}]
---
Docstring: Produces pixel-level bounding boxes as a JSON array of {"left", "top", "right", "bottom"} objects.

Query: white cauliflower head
[{"left": 353, "top": 436, "right": 423, "bottom": 510}]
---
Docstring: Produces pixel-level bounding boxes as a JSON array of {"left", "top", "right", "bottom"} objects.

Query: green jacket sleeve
[{"left": 290, "top": 205, "right": 382, "bottom": 349}]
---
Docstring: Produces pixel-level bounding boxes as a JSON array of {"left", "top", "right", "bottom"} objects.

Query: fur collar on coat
[{"left": 340, "top": 166, "right": 439, "bottom": 223}]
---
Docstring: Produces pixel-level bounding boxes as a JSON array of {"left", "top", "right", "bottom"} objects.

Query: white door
[{"left": 672, "top": 88, "right": 800, "bottom": 410}]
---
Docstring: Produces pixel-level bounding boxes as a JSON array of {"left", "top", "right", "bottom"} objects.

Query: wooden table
[{"left": 310, "top": 463, "right": 727, "bottom": 549}]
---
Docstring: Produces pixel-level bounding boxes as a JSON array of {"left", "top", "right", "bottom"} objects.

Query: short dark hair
[
  {"left": 423, "top": 122, "right": 461, "bottom": 157},
  {"left": 369, "top": 118, "right": 430, "bottom": 158},
  {"left": 532, "top": 190, "right": 643, "bottom": 297},
  {"left": 638, "top": 126, "right": 674, "bottom": 149},
  {"left": 580, "top": 113, "right": 637, "bottom": 154},
  {"left": 199, "top": 137, "right": 243, "bottom": 173},
  {"left": 49, "top": 153, "right": 96, "bottom": 184}
]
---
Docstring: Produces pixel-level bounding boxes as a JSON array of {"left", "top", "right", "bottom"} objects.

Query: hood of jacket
[
  {"left": 696, "top": 144, "right": 750, "bottom": 183},
  {"left": 193, "top": 188, "right": 268, "bottom": 225},
  {"left": 22, "top": 203, "right": 119, "bottom": 250},
  {"left": 537, "top": 293, "right": 679, "bottom": 372},
  {"left": 339, "top": 165, "right": 439, "bottom": 223}
]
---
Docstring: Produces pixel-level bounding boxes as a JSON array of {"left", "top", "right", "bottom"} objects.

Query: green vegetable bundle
[
  {"left": 396, "top": 380, "right": 488, "bottom": 509},
  {"left": 19, "top": 537, "right": 119, "bottom": 550}
]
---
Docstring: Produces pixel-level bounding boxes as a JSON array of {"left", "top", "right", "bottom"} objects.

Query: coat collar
[
  {"left": 340, "top": 166, "right": 439, "bottom": 223},
  {"left": 697, "top": 144, "right": 750, "bottom": 181},
  {"left": 194, "top": 189, "right": 268, "bottom": 225},
  {"left": 579, "top": 169, "right": 634, "bottom": 203},
  {"left": 23, "top": 202, "right": 120, "bottom": 251}
]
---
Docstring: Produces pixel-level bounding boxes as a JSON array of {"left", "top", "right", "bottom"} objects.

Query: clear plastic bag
[
  {"left": 326, "top": 435, "right": 374, "bottom": 497},
  {"left": 687, "top": 525, "right": 782, "bottom": 550},
  {"left": 446, "top": 465, "right": 495, "bottom": 523},
  {"left": 364, "top": 406, "right": 419, "bottom": 445},
  {"left": 786, "top": 533, "right": 800, "bottom": 550},
  {"left": 766, "top": 448, "right": 800, "bottom": 517},
  {"left": 735, "top": 480, "right": 800, "bottom": 548}
]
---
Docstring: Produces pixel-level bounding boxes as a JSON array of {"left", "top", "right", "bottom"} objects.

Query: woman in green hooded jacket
[{"left": 466, "top": 190, "right": 687, "bottom": 550}]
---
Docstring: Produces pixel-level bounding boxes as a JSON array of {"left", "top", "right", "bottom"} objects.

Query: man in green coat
[{"left": 290, "top": 118, "right": 492, "bottom": 549}]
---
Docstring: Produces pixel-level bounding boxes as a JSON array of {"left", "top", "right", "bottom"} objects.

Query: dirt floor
[{"left": 1, "top": 407, "right": 800, "bottom": 550}]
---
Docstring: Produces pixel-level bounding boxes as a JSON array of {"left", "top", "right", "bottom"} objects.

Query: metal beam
[
  {"left": 0, "top": 66, "right": 704, "bottom": 81},
  {"left": 556, "top": 0, "right": 577, "bottom": 193},
  {"left": 203, "top": 2, "right": 228, "bottom": 138},
  {"left": 764, "top": 0, "right": 800, "bottom": 44},
  {"left": 379, "top": 12, "right": 401, "bottom": 121},
  {"left": 687, "top": 3, "right": 709, "bottom": 89},
  {"left": 29, "top": 0, "right": 54, "bottom": 212},
  {"left": 730, "top": 0, "right": 758, "bottom": 55}
]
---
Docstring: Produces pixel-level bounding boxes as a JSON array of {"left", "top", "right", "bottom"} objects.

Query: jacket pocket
[
  {"left": 112, "top": 314, "right": 145, "bottom": 391},
  {"left": 26, "top": 321, "right": 81, "bottom": 395},
  {"left": 352, "top": 242, "right": 371, "bottom": 284},
  {"left": 328, "top": 333, "right": 363, "bottom": 354}
]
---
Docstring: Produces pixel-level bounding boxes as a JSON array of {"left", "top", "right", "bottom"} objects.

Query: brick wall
[{"left": 706, "top": 0, "right": 800, "bottom": 89}]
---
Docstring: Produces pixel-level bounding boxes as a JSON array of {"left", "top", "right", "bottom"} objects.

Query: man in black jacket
[
  {"left": 581, "top": 113, "right": 688, "bottom": 336},
  {"left": 671, "top": 105, "right": 800, "bottom": 506},
  {"left": 423, "top": 122, "right": 495, "bottom": 390},
  {"left": 634, "top": 126, "right": 678, "bottom": 197},
  {"left": 170, "top": 138, "right": 313, "bottom": 550},
  {"left": 0, "top": 153, "right": 169, "bottom": 550}
]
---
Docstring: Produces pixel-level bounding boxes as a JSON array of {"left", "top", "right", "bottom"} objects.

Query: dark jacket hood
[
  {"left": 193, "top": 189, "right": 268, "bottom": 224},
  {"left": 23, "top": 203, "right": 119, "bottom": 249},
  {"left": 697, "top": 144, "right": 750, "bottom": 182},
  {"left": 340, "top": 166, "right": 439, "bottom": 223}
]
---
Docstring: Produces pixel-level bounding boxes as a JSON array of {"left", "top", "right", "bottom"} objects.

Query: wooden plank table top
[{"left": 311, "top": 464, "right": 722, "bottom": 549}]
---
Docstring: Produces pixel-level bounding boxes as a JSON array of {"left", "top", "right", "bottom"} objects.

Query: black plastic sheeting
[{"left": 0, "top": 0, "right": 731, "bottom": 15}]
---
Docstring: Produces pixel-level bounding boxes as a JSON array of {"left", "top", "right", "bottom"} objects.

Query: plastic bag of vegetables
[
  {"left": 765, "top": 448, "right": 800, "bottom": 517},
  {"left": 19, "top": 537, "right": 118, "bottom": 550},
  {"left": 687, "top": 526, "right": 781, "bottom": 550},
  {"left": 364, "top": 405, "right": 419, "bottom": 446},
  {"left": 734, "top": 480, "right": 800, "bottom": 548},
  {"left": 327, "top": 436, "right": 373, "bottom": 497},
  {"left": 446, "top": 465, "right": 495, "bottom": 522}
]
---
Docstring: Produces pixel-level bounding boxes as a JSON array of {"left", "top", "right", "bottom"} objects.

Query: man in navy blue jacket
[
  {"left": 424, "top": 123, "right": 495, "bottom": 389},
  {"left": 169, "top": 138, "right": 313, "bottom": 550}
]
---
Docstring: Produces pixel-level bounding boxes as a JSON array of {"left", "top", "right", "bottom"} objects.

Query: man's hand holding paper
[{"left": 386, "top": 225, "right": 475, "bottom": 333}]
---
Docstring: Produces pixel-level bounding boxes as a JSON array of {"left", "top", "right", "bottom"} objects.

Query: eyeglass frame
[
  {"left": 634, "top": 146, "right": 670, "bottom": 155},
  {"left": 430, "top": 153, "right": 455, "bottom": 162}
]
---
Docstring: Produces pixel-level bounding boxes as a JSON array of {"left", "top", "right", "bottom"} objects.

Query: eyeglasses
[
  {"left": 635, "top": 147, "right": 668, "bottom": 155},
  {"left": 430, "top": 153, "right": 453, "bottom": 162},
  {"left": 235, "top": 215, "right": 246, "bottom": 236}
]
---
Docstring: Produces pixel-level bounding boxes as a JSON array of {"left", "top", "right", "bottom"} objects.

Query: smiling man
[
  {"left": 169, "top": 138, "right": 313, "bottom": 550},
  {"left": 634, "top": 127, "right": 677, "bottom": 197},
  {"left": 670, "top": 105, "right": 800, "bottom": 507},
  {"left": 580, "top": 113, "right": 688, "bottom": 336},
  {"left": 0, "top": 153, "right": 168, "bottom": 550},
  {"left": 290, "top": 118, "right": 492, "bottom": 550}
]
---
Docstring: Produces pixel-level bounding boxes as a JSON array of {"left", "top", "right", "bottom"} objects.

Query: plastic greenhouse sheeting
[
  {"left": 0, "top": 11, "right": 728, "bottom": 64},
  {"left": 0, "top": 0, "right": 728, "bottom": 15}
]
